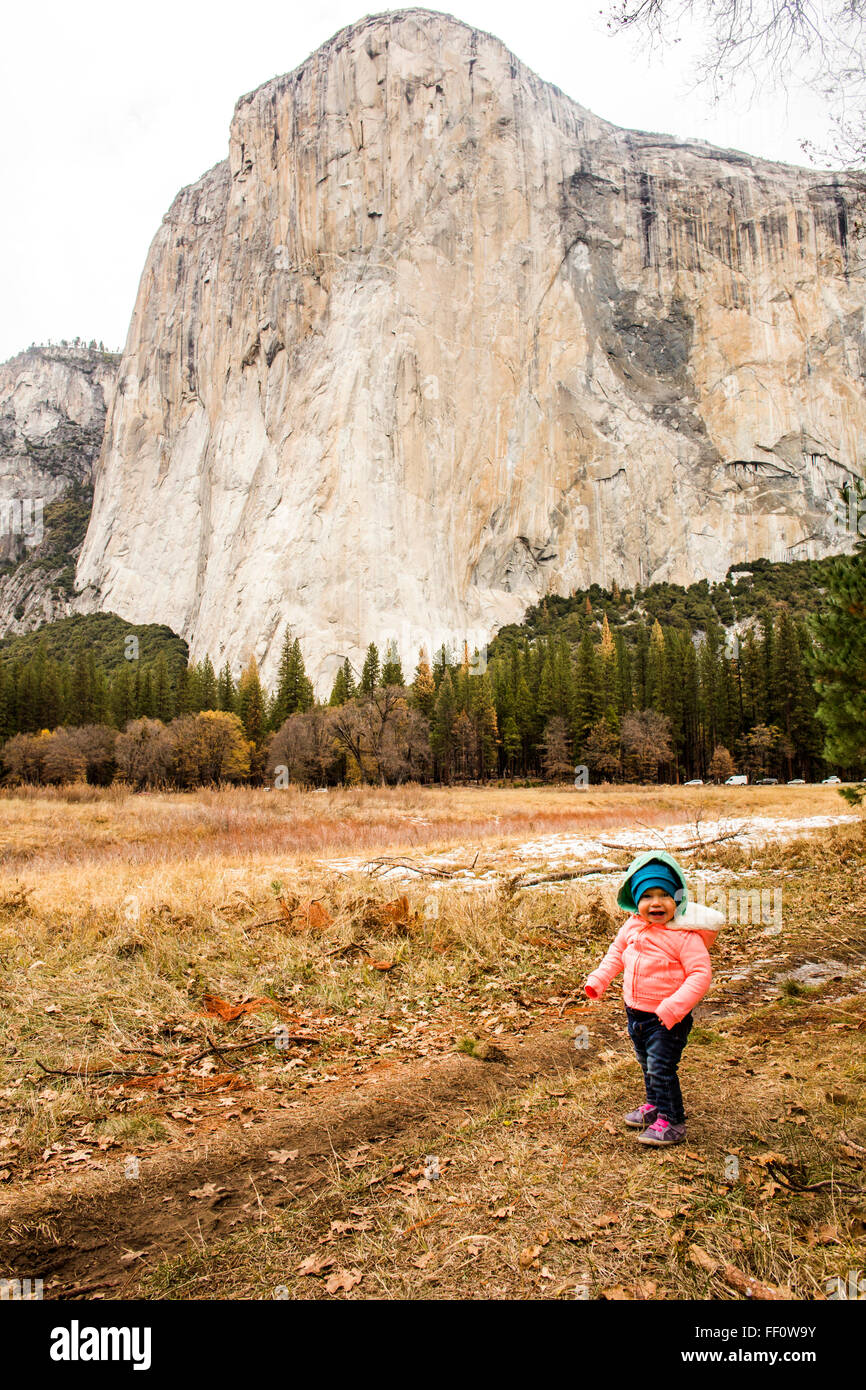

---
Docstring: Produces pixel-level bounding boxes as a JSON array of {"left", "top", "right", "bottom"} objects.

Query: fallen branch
[
  {"left": 186, "top": 1033, "right": 320, "bottom": 1062},
  {"left": 35, "top": 1059, "right": 161, "bottom": 1080},
  {"left": 324, "top": 940, "right": 369, "bottom": 959},
  {"left": 364, "top": 858, "right": 453, "bottom": 878},
  {"left": 766, "top": 1161, "right": 863, "bottom": 1194},
  {"left": 34, "top": 1031, "right": 319, "bottom": 1082},
  {"left": 242, "top": 914, "right": 290, "bottom": 931},
  {"left": 597, "top": 830, "right": 740, "bottom": 854},
  {"left": 512, "top": 864, "right": 622, "bottom": 887},
  {"left": 399, "top": 1208, "right": 450, "bottom": 1239}
]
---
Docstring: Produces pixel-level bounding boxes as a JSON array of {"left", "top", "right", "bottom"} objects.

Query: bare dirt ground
[{"left": 0, "top": 784, "right": 863, "bottom": 1300}]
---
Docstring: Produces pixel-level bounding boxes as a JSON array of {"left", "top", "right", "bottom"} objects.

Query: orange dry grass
[{"left": 0, "top": 782, "right": 842, "bottom": 919}]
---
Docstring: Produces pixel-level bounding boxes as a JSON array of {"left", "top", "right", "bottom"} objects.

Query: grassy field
[{"left": 0, "top": 783, "right": 862, "bottom": 1299}]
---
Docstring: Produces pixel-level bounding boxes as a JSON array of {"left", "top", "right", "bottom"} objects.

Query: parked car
[
  {"left": 787, "top": 778, "right": 806, "bottom": 785},
  {"left": 683, "top": 778, "right": 703, "bottom": 787},
  {"left": 757, "top": 778, "right": 778, "bottom": 785},
  {"left": 822, "top": 775, "right": 841, "bottom": 784},
  {"left": 724, "top": 775, "right": 748, "bottom": 785}
]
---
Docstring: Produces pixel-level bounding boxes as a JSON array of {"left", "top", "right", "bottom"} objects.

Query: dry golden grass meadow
[{"left": 0, "top": 781, "right": 863, "bottom": 1301}]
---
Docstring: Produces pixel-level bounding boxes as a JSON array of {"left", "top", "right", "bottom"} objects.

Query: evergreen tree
[
  {"left": 571, "top": 632, "right": 600, "bottom": 746},
  {"left": 237, "top": 656, "right": 266, "bottom": 744},
  {"left": 199, "top": 656, "right": 218, "bottom": 711},
  {"left": 137, "top": 668, "right": 154, "bottom": 719},
  {"left": 360, "top": 643, "right": 380, "bottom": 695},
  {"left": 271, "top": 635, "right": 314, "bottom": 726},
  {"left": 808, "top": 532, "right": 866, "bottom": 769},
  {"left": 502, "top": 715, "right": 521, "bottom": 778},
  {"left": 71, "top": 651, "right": 91, "bottom": 723},
  {"left": 329, "top": 657, "right": 357, "bottom": 707},
  {"left": 329, "top": 665, "right": 349, "bottom": 706},
  {"left": 599, "top": 613, "right": 618, "bottom": 725},
  {"left": 514, "top": 672, "right": 535, "bottom": 770},
  {"left": 217, "top": 661, "right": 236, "bottom": 713},
  {"left": 152, "top": 653, "right": 173, "bottom": 723},
  {"left": 381, "top": 640, "right": 405, "bottom": 686},
  {"left": 175, "top": 662, "right": 195, "bottom": 716},
  {"left": 109, "top": 664, "right": 134, "bottom": 729},
  {"left": 431, "top": 670, "right": 456, "bottom": 782},
  {"left": 472, "top": 671, "right": 500, "bottom": 779},
  {"left": 410, "top": 648, "right": 436, "bottom": 720},
  {"left": 614, "top": 632, "right": 633, "bottom": 718},
  {"left": 645, "top": 619, "right": 666, "bottom": 712}
]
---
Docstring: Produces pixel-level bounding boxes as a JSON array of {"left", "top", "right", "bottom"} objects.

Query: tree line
[{"left": 0, "top": 579, "right": 860, "bottom": 787}]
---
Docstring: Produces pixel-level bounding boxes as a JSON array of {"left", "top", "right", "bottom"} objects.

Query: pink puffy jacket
[{"left": 584, "top": 914, "right": 712, "bottom": 1028}]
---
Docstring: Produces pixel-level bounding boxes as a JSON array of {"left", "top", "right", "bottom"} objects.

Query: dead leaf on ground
[
  {"left": 188, "top": 1183, "right": 227, "bottom": 1201},
  {"left": 298, "top": 1252, "right": 336, "bottom": 1276},
  {"left": 592, "top": 1211, "right": 620, "bottom": 1227},
  {"left": 200, "top": 994, "right": 286, "bottom": 1022},
  {"left": 519, "top": 1245, "right": 543, "bottom": 1267},
  {"left": 635, "top": 1279, "right": 658, "bottom": 1299},
  {"left": 753, "top": 1150, "right": 790, "bottom": 1168},
  {"left": 324, "top": 1268, "right": 363, "bottom": 1294},
  {"left": 330, "top": 1219, "right": 373, "bottom": 1235},
  {"left": 759, "top": 1180, "right": 785, "bottom": 1199},
  {"left": 268, "top": 1149, "right": 299, "bottom": 1165},
  {"left": 806, "top": 1224, "right": 841, "bottom": 1247}
]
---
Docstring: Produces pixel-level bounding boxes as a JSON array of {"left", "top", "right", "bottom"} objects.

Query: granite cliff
[
  {"left": 0, "top": 344, "right": 118, "bottom": 635},
  {"left": 72, "top": 8, "right": 866, "bottom": 692}
]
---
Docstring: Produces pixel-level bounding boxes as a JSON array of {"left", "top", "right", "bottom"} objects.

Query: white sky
[{"left": 1, "top": 1, "right": 835, "bottom": 363}]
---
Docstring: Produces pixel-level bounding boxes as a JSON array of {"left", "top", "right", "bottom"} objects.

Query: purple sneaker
[
  {"left": 637, "top": 1116, "right": 686, "bottom": 1146},
  {"left": 624, "top": 1102, "right": 658, "bottom": 1128}
]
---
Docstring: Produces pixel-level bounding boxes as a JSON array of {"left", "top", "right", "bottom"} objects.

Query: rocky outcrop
[
  {"left": 74, "top": 8, "right": 866, "bottom": 694},
  {"left": 0, "top": 344, "right": 118, "bottom": 635}
]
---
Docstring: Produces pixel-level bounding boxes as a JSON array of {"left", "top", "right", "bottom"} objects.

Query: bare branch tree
[{"left": 607, "top": 0, "right": 866, "bottom": 166}]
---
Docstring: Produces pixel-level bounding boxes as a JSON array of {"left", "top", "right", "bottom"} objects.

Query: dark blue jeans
[{"left": 625, "top": 1005, "right": 693, "bottom": 1125}]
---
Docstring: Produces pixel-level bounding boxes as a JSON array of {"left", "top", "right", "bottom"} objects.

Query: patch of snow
[{"left": 317, "top": 813, "right": 856, "bottom": 889}]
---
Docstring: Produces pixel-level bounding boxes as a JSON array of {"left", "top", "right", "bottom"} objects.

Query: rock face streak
[{"left": 74, "top": 8, "right": 866, "bottom": 692}]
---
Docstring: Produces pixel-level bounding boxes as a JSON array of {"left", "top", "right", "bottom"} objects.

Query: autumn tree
[
  {"left": 539, "top": 715, "right": 574, "bottom": 781},
  {"left": 584, "top": 715, "right": 622, "bottom": 782},
  {"left": 707, "top": 744, "right": 735, "bottom": 782},
  {"left": 115, "top": 718, "right": 175, "bottom": 789},
  {"left": 621, "top": 709, "right": 674, "bottom": 782}
]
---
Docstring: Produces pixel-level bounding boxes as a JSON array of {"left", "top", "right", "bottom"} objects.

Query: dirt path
[
  {"left": 0, "top": 1011, "right": 627, "bottom": 1297},
  {"left": 2, "top": 948, "right": 840, "bottom": 1300}
]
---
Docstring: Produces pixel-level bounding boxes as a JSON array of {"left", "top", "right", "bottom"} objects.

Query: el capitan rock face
[{"left": 74, "top": 8, "right": 866, "bottom": 692}]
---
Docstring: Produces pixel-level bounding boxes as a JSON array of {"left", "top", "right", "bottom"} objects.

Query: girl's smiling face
[{"left": 637, "top": 887, "right": 677, "bottom": 924}]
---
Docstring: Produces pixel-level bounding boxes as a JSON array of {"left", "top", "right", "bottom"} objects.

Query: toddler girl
[{"left": 583, "top": 851, "right": 719, "bottom": 1146}]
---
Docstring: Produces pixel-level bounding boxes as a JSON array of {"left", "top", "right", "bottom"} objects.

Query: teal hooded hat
[{"left": 617, "top": 850, "right": 689, "bottom": 917}]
